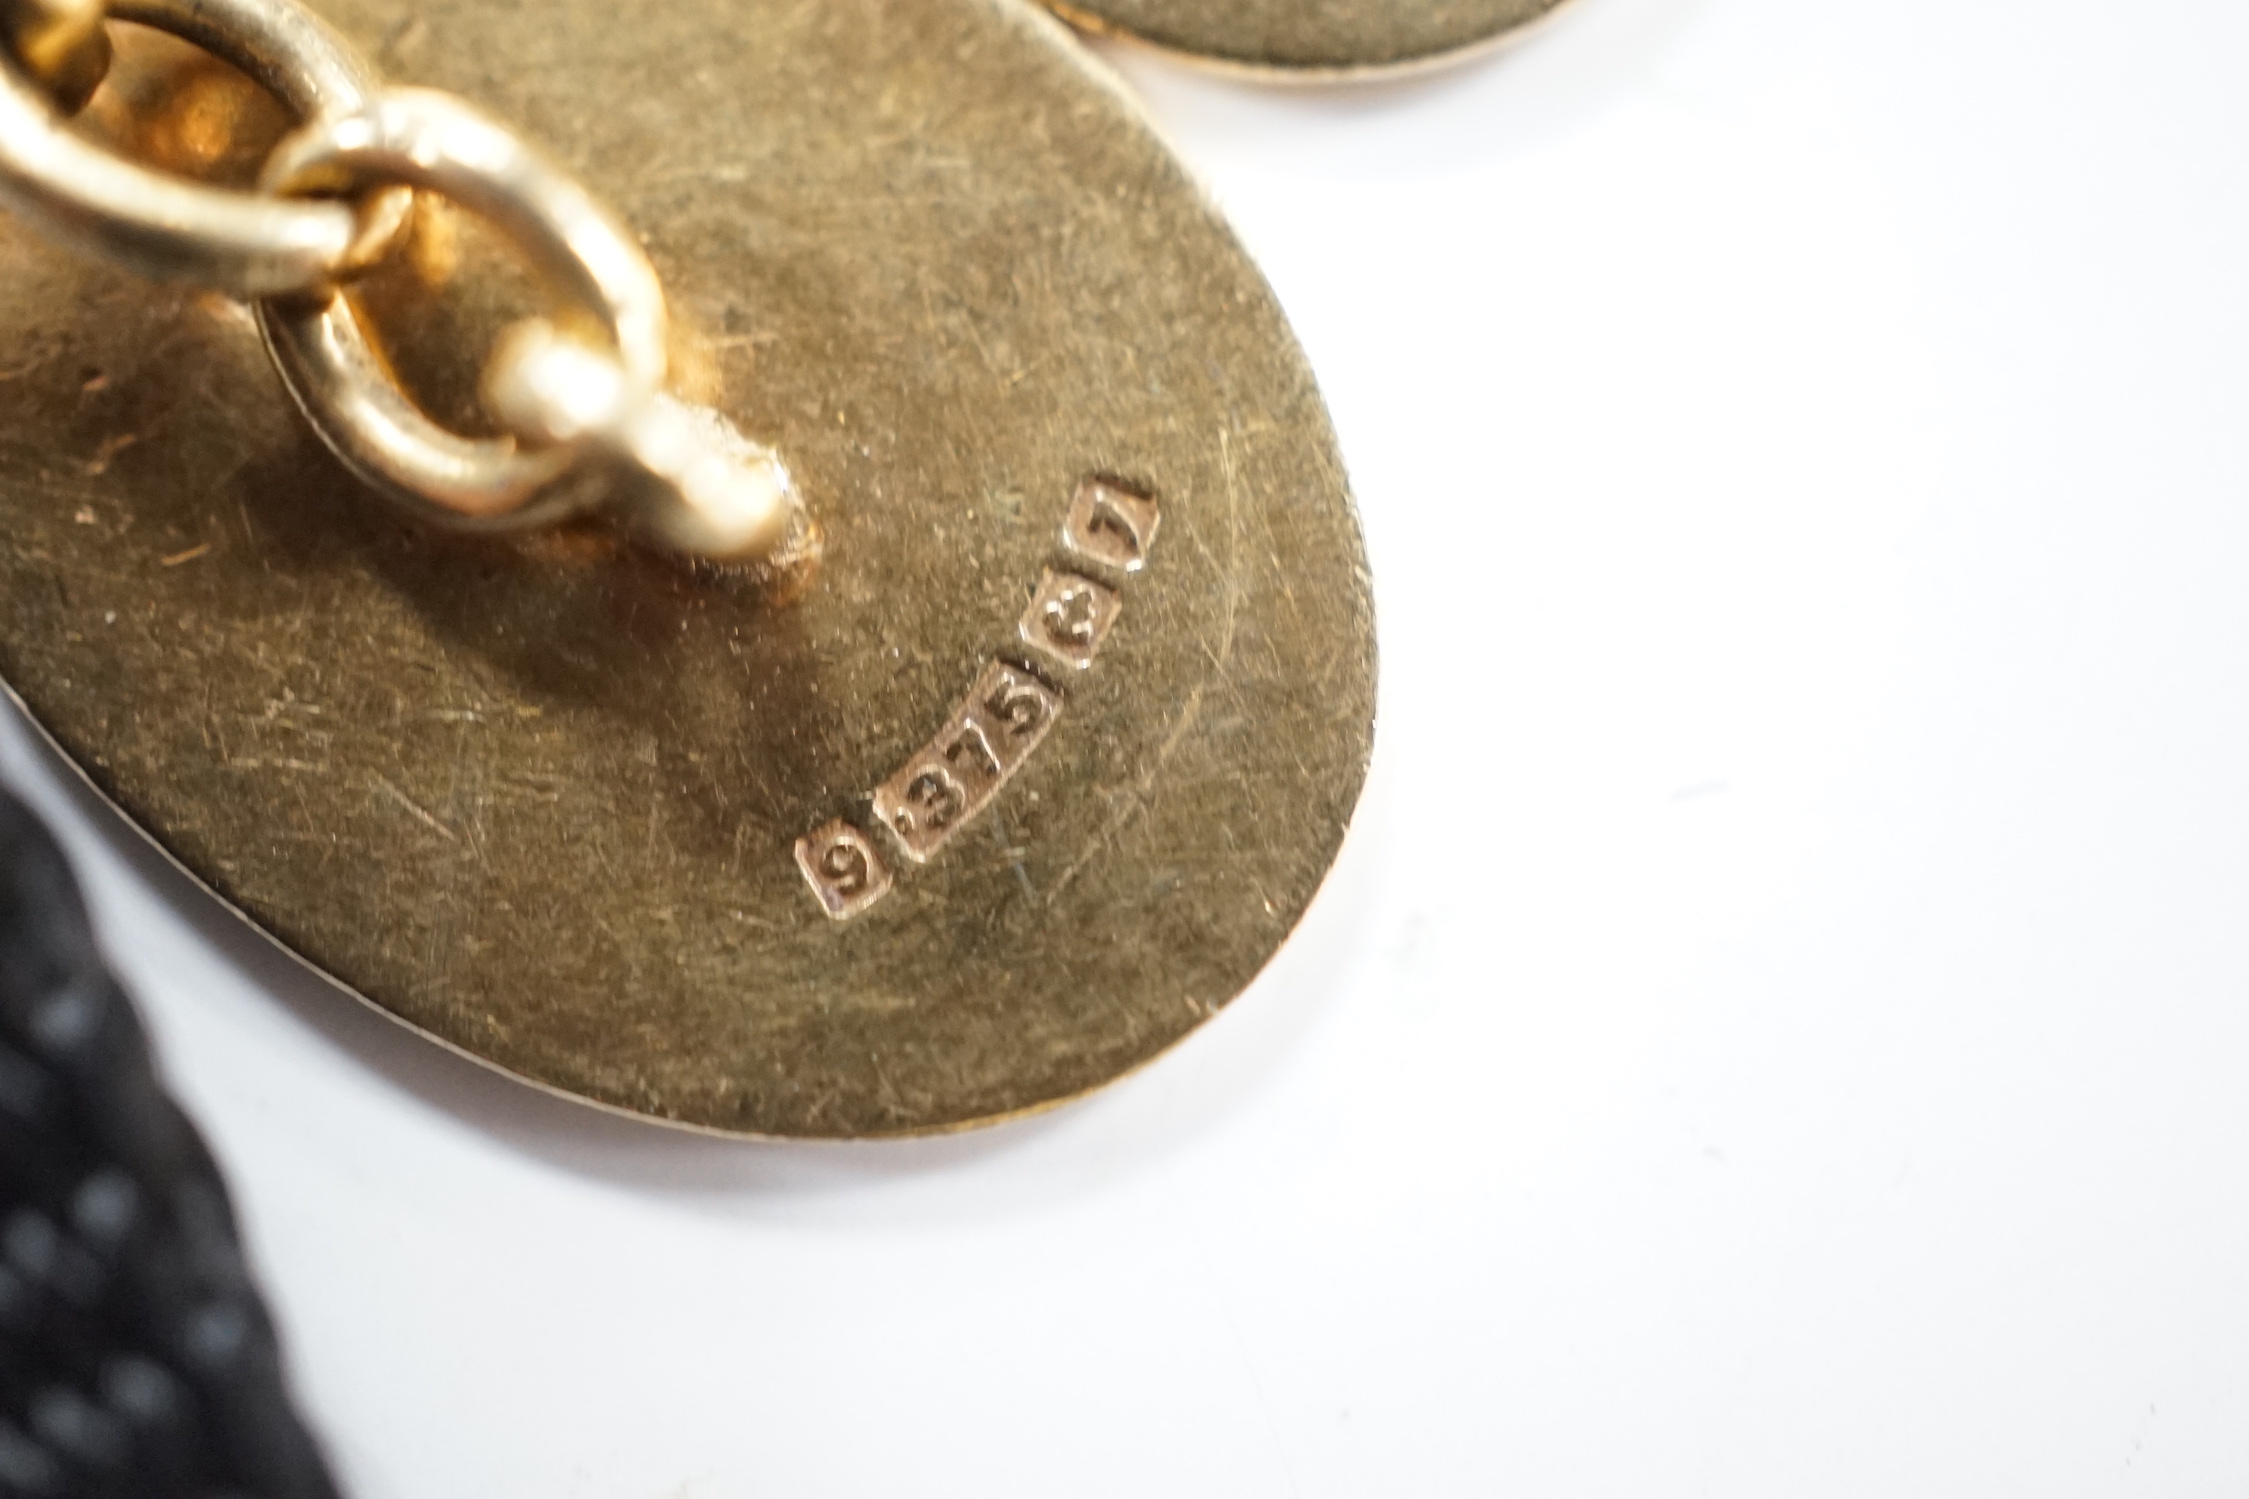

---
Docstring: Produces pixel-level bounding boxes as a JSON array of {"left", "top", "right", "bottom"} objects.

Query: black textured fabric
[{"left": 0, "top": 789, "right": 339, "bottom": 1499}]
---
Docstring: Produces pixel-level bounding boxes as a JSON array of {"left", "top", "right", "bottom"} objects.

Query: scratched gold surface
[
  {"left": 0, "top": 0, "right": 1376, "bottom": 1136},
  {"left": 1048, "top": 0, "right": 1571, "bottom": 73}
]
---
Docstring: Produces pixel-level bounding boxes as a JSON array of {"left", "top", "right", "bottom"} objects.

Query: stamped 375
[{"left": 794, "top": 476, "right": 1161, "bottom": 920}]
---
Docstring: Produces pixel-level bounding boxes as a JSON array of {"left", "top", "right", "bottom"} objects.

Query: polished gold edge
[
  {"left": 5, "top": 676, "right": 1376, "bottom": 1142},
  {"left": 1045, "top": 0, "right": 1590, "bottom": 86}
]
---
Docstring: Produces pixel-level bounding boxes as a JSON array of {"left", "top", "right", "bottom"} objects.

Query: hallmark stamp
[
  {"left": 1018, "top": 569, "right": 1120, "bottom": 671},
  {"left": 794, "top": 820, "right": 895, "bottom": 920},
  {"left": 875, "top": 719, "right": 1002, "bottom": 865},
  {"left": 969, "top": 659, "right": 1063, "bottom": 774},
  {"left": 1062, "top": 478, "right": 1161, "bottom": 574},
  {"left": 796, "top": 475, "right": 1157, "bottom": 919},
  {"left": 872, "top": 659, "right": 1062, "bottom": 864}
]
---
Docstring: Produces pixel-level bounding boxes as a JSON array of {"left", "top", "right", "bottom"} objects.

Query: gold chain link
[{"left": 0, "top": 0, "right": 801, "bottom": 561}]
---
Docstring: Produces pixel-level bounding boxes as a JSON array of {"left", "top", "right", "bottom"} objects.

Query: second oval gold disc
[
  {"left": 0, "top": 0, "right": 1375, "bottom": 1136},
  {"left": 1048, "top": 0, "right": 1572, "bottom": 75}
]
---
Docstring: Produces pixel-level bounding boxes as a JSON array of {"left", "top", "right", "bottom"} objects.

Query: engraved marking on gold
[
  {"left": 873, "top": 660, "right": 1062, "bottom": 864},
  {"left": 974, "top": 660, "right": 1063, "bottom": 772},
  {"left": 797, "top": 477, "right": 1152, "bottom": 918},
  {"left": 1019, "top": 568, "right": 1121, "bottom": 671},
  {"left": 1061, "top": 476, "right": 1160, "bottom": 574},
  {"left": 794, "top": 819, "right": 895, "bottom": 920}
]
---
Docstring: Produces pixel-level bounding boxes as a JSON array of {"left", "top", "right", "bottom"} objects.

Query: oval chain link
[
  {"left": 0, "top": 0, "right": 407, "bottom": 296},
  {"left": 0, "top": 0, "right": 800, "bottom": 560}
]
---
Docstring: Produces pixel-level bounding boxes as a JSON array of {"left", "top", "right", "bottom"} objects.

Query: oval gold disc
[
  {"left": 0, "top": 0, "right": 1375, "bottom": 1137},
  {"left": 1048, "top": 0, "right": 1571, "bottom": 75}
]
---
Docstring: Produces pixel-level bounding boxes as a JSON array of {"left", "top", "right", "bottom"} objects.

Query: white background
[{"left": 8, "top": 0, "right": 2249, "bottom": 1492}]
